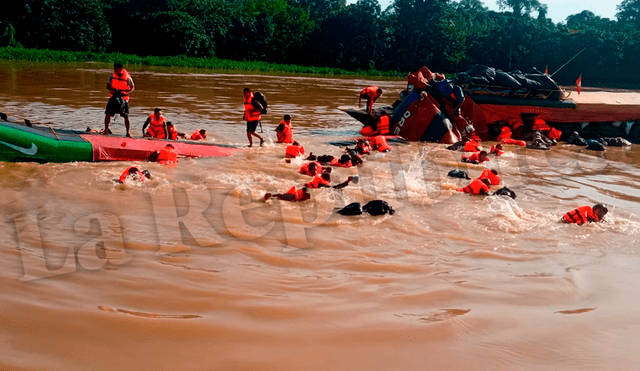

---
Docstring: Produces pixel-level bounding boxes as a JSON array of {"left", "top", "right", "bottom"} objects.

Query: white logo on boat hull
[{"left": 0, "top": 141, "right": 38, "bottom": 156}]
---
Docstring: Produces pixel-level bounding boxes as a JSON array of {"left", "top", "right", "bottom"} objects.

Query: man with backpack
[{"left": 242, "top": 88, "right": 266, "bottom": 147}]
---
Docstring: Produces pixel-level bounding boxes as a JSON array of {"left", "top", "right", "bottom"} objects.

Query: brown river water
[{"left": 1, "top": 60, "right": 640, "bottom": 370}]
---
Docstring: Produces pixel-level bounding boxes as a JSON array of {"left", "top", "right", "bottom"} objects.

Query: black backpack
[{"left": 253, "top": 91, "right": 268, "bottom": 114}]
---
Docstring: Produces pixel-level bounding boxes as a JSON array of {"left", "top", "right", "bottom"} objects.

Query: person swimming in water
[{"left": 562, "top": 203, "right": 608, "bottom": 225}]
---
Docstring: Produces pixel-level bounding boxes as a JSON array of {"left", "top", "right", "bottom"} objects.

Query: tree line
[{"left": 3, "top": 0, "right": 640, "bottom": 87}]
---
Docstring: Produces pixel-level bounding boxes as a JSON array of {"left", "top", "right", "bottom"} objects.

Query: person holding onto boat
[
  {"left": 359, "top": 86, "right": 383, "bottom": 114},
  {"left": 142, "top": 108, "right": 168, "bottom": 139},
  {"left": 152, "top": 143, "right": 178, "bottom": 166},
  {"left": 243, "top": 88, "right": 265, "bottom": 147},
  {"left": 562, "top": 204, "right": 608, "bottom": 225},
  {"left": 103, "top": 62, "right": 134, "bottom": 137},
  {"left": 275, "top": 114, "right": 294, "bottom": 144}
]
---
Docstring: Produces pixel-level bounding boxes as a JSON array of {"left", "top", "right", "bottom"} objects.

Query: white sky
[{"left": 347, "top": 0, "right": 623, "bottom": 24}]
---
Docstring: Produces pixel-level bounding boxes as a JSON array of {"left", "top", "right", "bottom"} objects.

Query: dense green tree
[
  {"left": 289, "top": 0, "right": 346, "bottom": 22},
  {"left": 617, "top": 0, "right": 640, "bottom": 27},
  {"left": 9, "top": 0, "right": 111, "bottom": 51}
]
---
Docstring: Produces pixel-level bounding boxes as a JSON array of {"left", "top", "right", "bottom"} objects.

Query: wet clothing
[
  {"left": 145, "top": 114, "right": 167, "bottom": 139},
  {"left": 156, "top": 146, "right": 177, "bottom": 166},
  {"left": 370, "top": 136, "right": 392, "bottom": 152},
  {"left": 562, "top": 206, "right": 600, "bottom": 225},
  {"left": 479, "top": 169, "right": 501, "bottom": 185},
  {"left": 285, "top": 144, "right": 305, "bottom": 158},
  {"left": 191, "top": 130, "right": 206, "bottom": 140},
  {"left": 457, "top": 178, "right": 490, "bottom": 195},
  {"left": 244, "top": 91, "right": 262, "bottom": 133},
  {"left": 276, "top": 120, "right": 294, "bottom": 143}
]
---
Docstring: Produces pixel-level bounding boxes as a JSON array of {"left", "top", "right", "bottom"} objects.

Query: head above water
[
  {"left": 284, "top": 114, "right": 291, "bottom": 121},
  {"left": 593, "top": 203, "right": 608, "bottom": 219}
]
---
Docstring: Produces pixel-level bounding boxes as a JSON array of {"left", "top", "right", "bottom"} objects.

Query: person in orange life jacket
[
  {"left": 461, "top": 150, "right": 490, "bottom": 164},
  {"left": 152, "top": 144, "right": 178, "bottom": 166},
  {"left": 275, "top": 114, "right": 294, "bottom": 144},
  {"left": 190, "top": 129, "right": 206, "bottom": 140},
  {"left": 479, "top": 168, "right": 501, "bottom": 185},
  {"left": 264, "top": 186, "right": 311, "bottom": 202},
  {"left": 330, "top": 154, "right": 353, "bottom": 168},
  {"left": 103, "top": 62, "right": 134, "bottom": 137},
  {"left": 243, "top": 88, "right": 264, "bottom": 147},
  {"left": 285, "top": 141, "right": 305, "bottom": 158},
  {"left": 359, "top": 86, "right": 383, "bottom": 113},
  {"left": 166, "top": 122, "right": 186, "bottom": 140},
  {"left": 562, "top": 204, "right": 608, "bottom": 225},
  {"left": 346, "top": 149, "right": 364, "bottom": 166},
  {"left": 463, "top": 139, "right": 481, "bottom": 152},
  {"left": 457, "top": 178, "right": 491, "bottom": 195},
  {"left": 142, "top": 108, "right": 168, "bottom": 139},
  {"left": 370, "top": 135, "right": 392, "bottom": 152},
  {"left": 490, "top": 143, "right": 504, "bottom": 156},
  {"left": 119, "top": 166, "right": 151, "bottom": 183},
  {"left": 305, "top": 173, "right": 358, "bottom": 189},
  {"left": 298, "top": 161, "right": 331, "bottom": 177},
  {"left": 355, "top": 139, "right": 371, "bottom": 155}
]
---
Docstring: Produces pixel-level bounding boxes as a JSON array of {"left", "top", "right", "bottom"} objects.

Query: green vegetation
[
  {"left": 3, "top": 0, "right": 640, "bottom": 86},
  {"left": 0, "top": 46, "right": 403, "bottom": 77}
]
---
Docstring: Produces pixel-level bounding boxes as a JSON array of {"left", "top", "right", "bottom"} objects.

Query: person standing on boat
[
  {"left": 103, "top": 63, "right": 134, "bottom": 137},
  {"left": 243, "top": 88, "right": 265, "bottom": 147},
  {"left": 359, "top": 86, "right": 382, "bottom": 114},
  {"left": 141, "top": 108, "right": 168, "bottom": 139}
]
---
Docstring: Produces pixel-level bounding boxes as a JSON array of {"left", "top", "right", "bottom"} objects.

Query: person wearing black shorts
[{"left": 103, "top": 63, "right": 134, "bottom": 137}]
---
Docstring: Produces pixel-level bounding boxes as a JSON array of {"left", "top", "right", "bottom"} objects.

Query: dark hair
[
  {"left": 166, "top": 144, "right": 174, "bottom": 148},
  {"left": 243, "top": 88, "right": 251, "bottom": 93},
  {"left": 114, "top": 62, "right": 124, "bottom": 69},
  {"left": 154, "top": 108, "right": 161, "bottom": 112},
  {"left": 284, "top": 114, "right": 291, "bottom": 120},
  {"left": 593, "top": 203, "right": 608, "bottom": 215}
]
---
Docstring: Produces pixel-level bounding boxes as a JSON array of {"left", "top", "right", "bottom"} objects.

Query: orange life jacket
[
  {"left": 330, "top": 158, "right": 352, "bottom": 168},
  {"left": 299, "top": 161, "right": 322, "bottom": 176},
  {"left": 457, "top": 178, "right": 490, "bottom": 195},
  {"left": 371, "top": 136, "right": 392, "bottom": 152},
  {"left": 110, "top": 69, "right": 132, "bottom": 102},
  {"left": 563, "top": 206, "right": 598, "bottom": 225},
  {"left": 462, "top": 151, "right": 490, "bottom": 163},
  {"left": 276, "top": 120, "right": 294, "bottom": 143},
  {"left": 356, "top": 142, "right": 371, "bottom": 155},
  {"left": 243, "top": 92, "right": 261, "bottom": 122},
  {"left": 285, "top": 144, "right": 305, "bottom": 158},
  {"left": 463, "top": 139, "right": 480, "bottom": 152},
  {"left": 157, "top": 146, "right": 178, "bottom": 166},
  {"left": 305, "top": 174, "right": 331, "bottom": 189},
  {"left": 532, "top": 118, "right": 551, "bottom": 132},
  {"left": 191, "top": 130, "right": 206, "bottom": 140},
  {"left": 501, "top": 138, "right": 526, "bottom": 146},
  {"left": 119, "top": 166, "right": 145, "bottom": 183},
  {"left": 548, "top": 127, "right": 562, "bottom": 141},
  {"left": 489, "top": 145, "right": 504, "bottom": 156},
  {"left": 497, "top": 126, "right": 512, "bottom": 141},
  {"left": 284, "top": 186, "right": 306, "bottom": 201},
  {"left": 147, "top": 114, "right": 167, "bottom": 139},
  {"left": 479, "top": 169, "right": 501, "bottom": 185},
  {"left": 167, "top": 126, "right": 178, "bottom": 140}
]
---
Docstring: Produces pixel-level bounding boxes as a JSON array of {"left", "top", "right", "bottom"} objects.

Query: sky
[{"left": 347, "top": 0, "right": 624, "bottom": 24}]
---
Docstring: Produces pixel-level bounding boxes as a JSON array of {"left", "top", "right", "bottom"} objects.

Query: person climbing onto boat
[
  {"left": 264, "top": 186, "right": 311, "bottom": 202},
  {"left": 461, "top": 150, "right": 490, "bottom": 164},
  {"left": 119, "top": 166, "right": 151, "bottom": 183},
  {"left": 562, "top": 204, "right": 608, "bottom": 225},
  {"left": 431, "top": 74, "right": 465, "bottom": 116},
  {"left": 457, "top": 178, "right": 491, "bottom": 195},
  {"left": 359, "top": 86, "right": 383, "bottom": 114},
  {"left": 275, "top": 114, "right": 294, "bottom": 144},
  {"left": 103, "top": 62, "right": 134, "bottom": 137},
  {"left": 305, "top": 173, "right": 357, "bottom": 189},
  {"left": 166, "top": 122, "right": 186, "bottom": 140},
  {"left": 243, "top": 88, "right": 264, "bottom": 147},
  {"left": 285, "top": 141, "right": 305, "bottom": 158},
  {"left": 190, "top": 129, "right": 207, "bottom": 140},
  {"left": 142, "top": 108, "right": 168, "bottom": 139}
]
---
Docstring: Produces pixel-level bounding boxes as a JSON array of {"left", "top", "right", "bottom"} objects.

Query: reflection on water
[{"left": 1, "top": 60, "right": 640, "bottom": 370}]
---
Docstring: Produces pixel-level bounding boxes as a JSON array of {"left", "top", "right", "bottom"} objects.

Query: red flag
[
  {"left": 576, "top": 74, "right": 582, "bottom": 95},
  {"left": 544, "top": 65, "right": 548, "bottom": 74}
]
